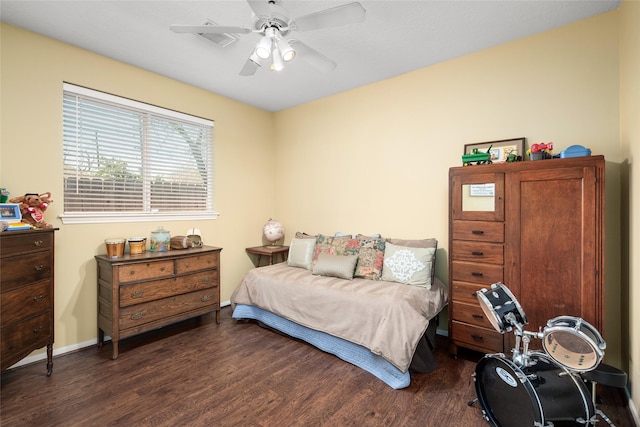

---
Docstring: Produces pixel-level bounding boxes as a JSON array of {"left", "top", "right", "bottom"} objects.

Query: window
[{"left": 61, "top": 83, "right": 217, "bottom": 224}]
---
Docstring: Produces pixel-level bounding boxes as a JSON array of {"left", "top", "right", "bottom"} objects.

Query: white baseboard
[
  {"left": 7, "top": 338, "right": 98, "bottom": 370},
  {"left": 626, "top": 388, "right": 640, "bottom": 427},
  {"left": 8, "top": 301, "right": 234, "bottom": 371}
]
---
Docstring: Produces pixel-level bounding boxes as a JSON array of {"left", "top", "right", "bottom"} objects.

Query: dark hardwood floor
[{"left": 1, "top": 307, "right": 635, "bottom": 426}]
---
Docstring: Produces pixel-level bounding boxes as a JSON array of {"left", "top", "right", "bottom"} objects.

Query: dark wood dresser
[
  {"left": 1, "top": 228, "right": 57, "bottom": 375},
  {"left": 95, "top": 245, "right": 222, "bottom": 359}
]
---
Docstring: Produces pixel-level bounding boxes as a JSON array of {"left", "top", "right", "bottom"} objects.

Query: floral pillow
[
  {"left": 313, "top": 234, "right": 359, "bottom": 264},
  {"left": 354, "top": 236, "right": 385, "bottom": 280}
]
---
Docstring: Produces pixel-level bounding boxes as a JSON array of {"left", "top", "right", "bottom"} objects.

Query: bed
[{"left": 230, "top": 246, "right": 448, "bottom": 389}]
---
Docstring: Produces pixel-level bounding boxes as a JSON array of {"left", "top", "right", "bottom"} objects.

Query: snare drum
[
  {"left": 477, "top": 283, "right": 527, "bottom": 333},
  {"left": 475, "top": 352, "right": 595, "bottom": 427},
  {"left": 542, "top": 316, "right": 606, "bottom": 372}
]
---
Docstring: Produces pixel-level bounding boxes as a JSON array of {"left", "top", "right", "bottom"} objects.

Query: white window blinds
[{"left": 61, "top": 83, "right": 216, "bottom": 224}]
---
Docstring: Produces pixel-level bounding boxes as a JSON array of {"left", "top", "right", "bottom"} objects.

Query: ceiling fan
[{"left": 170, "top": 0, "right": 366, "bottom": 76}]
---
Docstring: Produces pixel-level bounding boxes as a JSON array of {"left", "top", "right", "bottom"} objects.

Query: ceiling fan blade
[
  {"left": 293, "top": 2, "right": 365, "bottom": 32},
  {"left": 239, "top": 56, "right": 260, "bottom": 76},
  {"left": 290, "top": 40, "right": 336, "bottom": 73},
  {"left": 170, "top": 25, "right": 251, "bottom": 34},
  {"left": 246, "top": 0, "right": 272, "bottom": 17}
]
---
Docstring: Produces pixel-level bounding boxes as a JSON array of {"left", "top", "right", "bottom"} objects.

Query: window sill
[{"left": 59, "top": 211, "right": 220, "bottom": 225}]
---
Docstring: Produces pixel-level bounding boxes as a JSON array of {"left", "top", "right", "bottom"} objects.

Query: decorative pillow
[
  {"left": 312, "top": 253, "right": 358, "bottom": 280},
  {"left": 385, "top": 237, "right": 438, "bottom": 284},
  {"left": 354, "top": 236, "right": 385, "bottom": 280},
  {"left": 295, "top": 232, "right": 317, "bottom": 239},
  {"left": 287, "top": 237, "right": 316, "bottom": 270},
  {"left": 313, "top": 234, "right": 359, "bottom": 263},
  {"left": 382, "top": 243, "right": 436, "bottom": 288}
]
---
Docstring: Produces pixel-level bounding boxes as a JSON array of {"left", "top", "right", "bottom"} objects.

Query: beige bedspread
[{"left": 231, "top": 263, "right": 448, "bottom": 372}]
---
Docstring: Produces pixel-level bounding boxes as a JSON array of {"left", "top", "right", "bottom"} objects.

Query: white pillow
[
  {"left": 287, "top": 237, "right": 316, "bottom": 270},
  {"left": 382, "top": 243, "right": 435, "bottom": 288}
]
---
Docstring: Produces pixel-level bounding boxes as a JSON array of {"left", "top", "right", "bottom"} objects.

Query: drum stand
[
  {"left": 509, "top": 318, "right": 543, "bottom": 368},
  {"left": 580, "top": 363, "right": 628, "bottom": 427}
]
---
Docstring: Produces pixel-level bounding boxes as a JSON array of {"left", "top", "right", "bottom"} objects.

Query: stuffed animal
[{"left": 9, "top": 192, "right": 54, "bottom": 228}]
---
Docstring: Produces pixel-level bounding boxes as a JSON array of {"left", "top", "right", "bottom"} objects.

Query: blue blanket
[{"left": 232, "top": 304, "right": 411, "bottom": 389}]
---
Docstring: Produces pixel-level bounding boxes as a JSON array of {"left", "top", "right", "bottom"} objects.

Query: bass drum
[{"left": 475, "top": 352, "right": 594, "bottom": 427}]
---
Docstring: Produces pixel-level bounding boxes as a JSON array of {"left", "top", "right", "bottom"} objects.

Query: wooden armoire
[{"left": 448, "top": 155, "right": 605, "bottom": 356}]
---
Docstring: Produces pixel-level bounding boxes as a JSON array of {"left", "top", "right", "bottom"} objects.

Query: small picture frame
[
  {"left": 0, "top": 203, "right": 22, "bottom": 223},
  {"left": 464, "top": 137, "right": 526, "bottom": 163}
]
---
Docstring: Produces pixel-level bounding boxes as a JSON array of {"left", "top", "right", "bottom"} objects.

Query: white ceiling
[{"left": 1, "top": 0, "right": 620, "bottom": 112}]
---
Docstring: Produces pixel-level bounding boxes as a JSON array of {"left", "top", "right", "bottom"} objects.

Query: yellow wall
[
  {"left": 619, "top": 0, "right": 640, "bottom": 419},
  {"left": 276, "top": 10, "right": 622, "bottom": 363},
  {"left": 1, "top": 23, "right": 275, "bottom": 353}
]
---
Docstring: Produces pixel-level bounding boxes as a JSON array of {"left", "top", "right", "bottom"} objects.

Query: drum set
[{"left": 470, "top": 282, "right": 624, "bottom": 427}]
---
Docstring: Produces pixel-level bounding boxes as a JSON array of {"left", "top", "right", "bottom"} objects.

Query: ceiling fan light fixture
[
  {"left": 278, "top": 39, "right": 296, "bottom": 62},
  {"left": 255, "top": 35, "right": 272, "bottom": 59},
  {"left": 271, "top": 46, "right": 284, "bottom": 71}
]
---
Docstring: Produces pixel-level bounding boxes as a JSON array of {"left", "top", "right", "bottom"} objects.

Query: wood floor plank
[{"left": 1, "top": 307, "right": 635, "bottom": 426}]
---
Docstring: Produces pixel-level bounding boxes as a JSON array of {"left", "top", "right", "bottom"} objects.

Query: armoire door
[{"left": 504, "top": 162, "right": 604, "bottom": 349}]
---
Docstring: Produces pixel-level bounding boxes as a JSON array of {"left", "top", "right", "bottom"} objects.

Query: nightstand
[{"left": 246, "top": 245, "right": 290, "bottom": 267}]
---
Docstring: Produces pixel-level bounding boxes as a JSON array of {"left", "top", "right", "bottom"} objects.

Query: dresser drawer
[
  {"left": 452, "top": 300, "right": 493, "bottom": 328},
  {"left": 452, "top": 261, "right": 503, "bottom": 285},
  {"left": 452, "top": 241, "right": 503, "bottom": 264},
  {"left": 175, "top": 253, "right": 219, "bottom": 274},
  {"left": 117, "top": 260, "right": 174, "bottom": 283},
  {"left": 452, "top": 221, "right": 504, "bottom": 243},
  {"left": 1, "top": 312, "right": 52, "bottom": 362},
  {"left": 0, "top": 252, "right": 53, "bottom": 292},
  {"left": 119, "top": 270, "right": 219, "bottom": 307},
  {"left": 1, "top": 281, "right": 52, "bottom": 325},
  {"left": 0, "top": 232, "right": 53, "bottom": 257},
  {"left": 119, "top": 288, "right": 219, "bottom": 330},
  {"left": 451, "top": 320, "right": 503, "bottom": 352},
  {"left": 452, "top": 281, "right": 487, "bottom": 305}
]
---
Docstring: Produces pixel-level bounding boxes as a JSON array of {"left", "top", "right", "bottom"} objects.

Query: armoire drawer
[
  {"left": 451, "top": 261, "right": 503, "bottom": 285},
  {"left": 452, "top": 221, "right": 504, "bottom": 243},
  {"left": 451, "top": 321, "right": 503, "bottom": 352},
  {"left": 451, "top": 300, "right": 493, "bottom": 328},
  {"left": 452, "top": 241, "right": 503, "bottom": 264},
  {"left": 451, "top": 281, "right": 488, "bottom": 305}
]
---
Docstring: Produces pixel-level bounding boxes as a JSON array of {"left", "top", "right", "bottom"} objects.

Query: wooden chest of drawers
[
  {"left": 1, "top": 228, "right": 57, "bottom": 375},
  {"left": 95, "top": 246, "right": 222, "bottom": 359}
]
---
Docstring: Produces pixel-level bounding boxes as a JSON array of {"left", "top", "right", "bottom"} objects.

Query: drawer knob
[
  {"left": 160, "top": 266, "right": 166, "bottom": 271},
  {"left": 202, "top": 277, "right": 210, "bottom": 283},
  {"left": 131, "top": 290, "right": 144, "bottom": 298},
  {"left": 472, "top": 230, "right": 485, "bottom": 235},
  {"left": 471, "top": 272, "right": 484, "bottom": 277},
  {"left": 33, "top": 294, "right": 44, "bottom": 302},
  {"left": 33, "top": 240, "right": 44, "bottom": 247},
  {"left": 472, "top": 313, "right": 484, "bottom": 319},
  {"left": 471, "top": 334, "right": 484, "bottom": 341},
  {"left": 34, "top": 264, "right": 45, "bottom": 271},
  {"left": 201, "top": 295, "right": 212, "bottom": 302},
  {"left": 130, "top": 311, "right": 146, "bottom": 320},
  {"left": 33, "top": 326, "right": 43, "bottom": 334},
  {"left": 185, "top": 263, "right": 190, "bottom": 268},
  {"left": 471, "top": 251, "right": 484, "bottom": 256}
]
